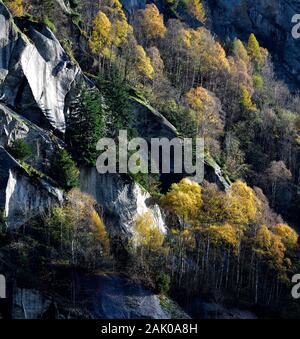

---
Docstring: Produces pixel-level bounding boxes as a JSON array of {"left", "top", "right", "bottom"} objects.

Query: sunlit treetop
[
  {"left": 225, "top": 180, "right": 259, "bottom": 228},
  {"left": 233, "top": 38, "right": 250, "bottom": 65},
  {"left": 3, "top": 0, "right": 24, "bottom": 16},
  {"left": 135, "top": 4, "right": 167, "bottom": 41},
  {"left": 185, "top": 0, "right": 206, "bottom": 23},
  {"left": 89, "top": 11, "right": 113, "bottom": 58},
  {"left": 161, "top": 178, "right": 203, "bottom": 224}
]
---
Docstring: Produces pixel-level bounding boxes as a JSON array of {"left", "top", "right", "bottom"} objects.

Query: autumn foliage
[
  {"left": 4, "top": 0, "right": 24, "bottom": 16},
  {"left": 159, "top": 179, "right": 298, "bottom": 305}
]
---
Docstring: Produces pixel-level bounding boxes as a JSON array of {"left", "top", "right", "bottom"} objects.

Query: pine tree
[
  {"left": 51, "top": 149, "right": 79, "bottom": 190},
  {"left": 233, "top": 38, "right": 250, "bottom": 65},
  {"left": 96, "top": 68, "right": 134, "bottom": 136},
  {"left": 66, "top": 83, "right": 107, "bottom": 166}
]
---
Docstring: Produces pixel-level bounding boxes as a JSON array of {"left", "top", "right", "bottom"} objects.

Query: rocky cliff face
[
  {"left": 0, "top": 0, "right": 230, "bottom": 233},
  {"left": 0, "top": 147, "right": 63, "bottom": 229},
  {"left": 12, "top": 274, "right": 190, "bottom": 319},
  {"left": 0, "top": 1, "right": 171, "bottom": 234},
  {"left": 80, "top": 169, "right": 166, "bottom": 236},
  {"left": 0, "top": 5, "right": 80, "bottom": 133}
]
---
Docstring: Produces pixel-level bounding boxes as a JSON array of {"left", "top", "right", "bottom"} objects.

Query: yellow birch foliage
[
  {"left": 185, "top": 86, "right": 222, "bottom": 138},
  {"left": 133, "top": 212, "right": 165, "bottom": 251},
  {"left": 91, "top": 210, "right": 110, "bottom": 255},
  {"left": 185, "top": 0, "right": 206, "bottom": 23},
  {"left": 225, "top": 181, "right": 258, "bottom": 227},
  {"left": 254, "top": 225, "right": 286, "bottom": 272},
  {"left": 161, "top": 178, "right": 202, "bottom": 224},
  {"left": 89, "top": 11, "right": 113, "bottom": 58},
  {"left": 198, "top": 183, "right": 227, "bottom": 225},
  {"left": 135, "top": 4, "right": 167, "bottom": 40},
  {"left": 186, "top": 28, "right": 230, "bottom": 74},
  {"left": 207, "top": 224, "right": 239, "bottom": 252},
  {"left": 240, "top": 85, "right": 257, "bottom": 112},
  {"left": 273, "top": 224, "right": 298, "bottom": 252},
  {"left": 135, "top": 45, "right": 154, "bottom": 80},
  {"left": 101, "top": 0, "right": 132, "bottom": 47},
  {"left": 4, "top": 0, "right": 24, "bottom": 16}
]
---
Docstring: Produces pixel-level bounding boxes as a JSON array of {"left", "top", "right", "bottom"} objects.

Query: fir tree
[{"left": 66, "top": 82, "right": 107, "bottom": 166}]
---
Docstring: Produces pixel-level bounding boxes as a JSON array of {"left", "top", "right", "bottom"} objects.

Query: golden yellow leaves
[
  {"left": 204, "top": 224, "right": 239, "bottom": 252},
  {"left": 185, "top": 0, "right": 206, "bottom": 23},
  {"left": 185, "top": 86, "right": 223, "bottom": 138},
  {"left": 254, "top": 225, "right": 286, "bottom": 272},
  {"left": 134, "top": 45, "right": 154, "bottom": 80},
  {"left": 273, "top": 223, "right": 298, "bottom": 251},
  {"left": 135, "top": 4, "right": 167, "bottom": 41},
  {"left": 161, "top": 178, "right": 203, "bottom": 224},
  {"left": 53, "top": 189, "right": 110, "bottom": 256},
  {"left": 91, "top": 210, "right": 110, "bottom": 255},
  {"left": 89, "top": 0, "right": 132, "bottom": 59},
  {"left": 133, "top": 212, "right": 165, "bottom": 251},
  {"left": 161, "top": 178, "right": 298, "bottom": 280},
  {"left": 226, "top": 181, "right": 259, "bottom": 227},
  {"left": 89, "top": 11, "right": 113, "bottom": 58},
  {"left": 3, "top": 0, "right": 24, "bottom": 17},
  {"left": 247, "top": 33, "right": 268, "bottom": 68},
  {"left": 240, "top": 86, "right": 257, "bottom": 112}
]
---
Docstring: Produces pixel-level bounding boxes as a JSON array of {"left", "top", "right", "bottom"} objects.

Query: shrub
[
  {"left": 6, "top": 139, "right": 33, "bottom": 161},
  {"left": 43, "top": 17, "right": 57, "bottom": 33},
  {"left": 51, "top": 149, "right": 79, "bottom": 190},
  {"left": 0, "top": 210, "right": 7, "bottom": 244},
  {"left": 45, "top": 189, "right": 110, "bottom": 269},
  {"left": 156, "top": 272, "right": 171, "bottom": 295}
]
